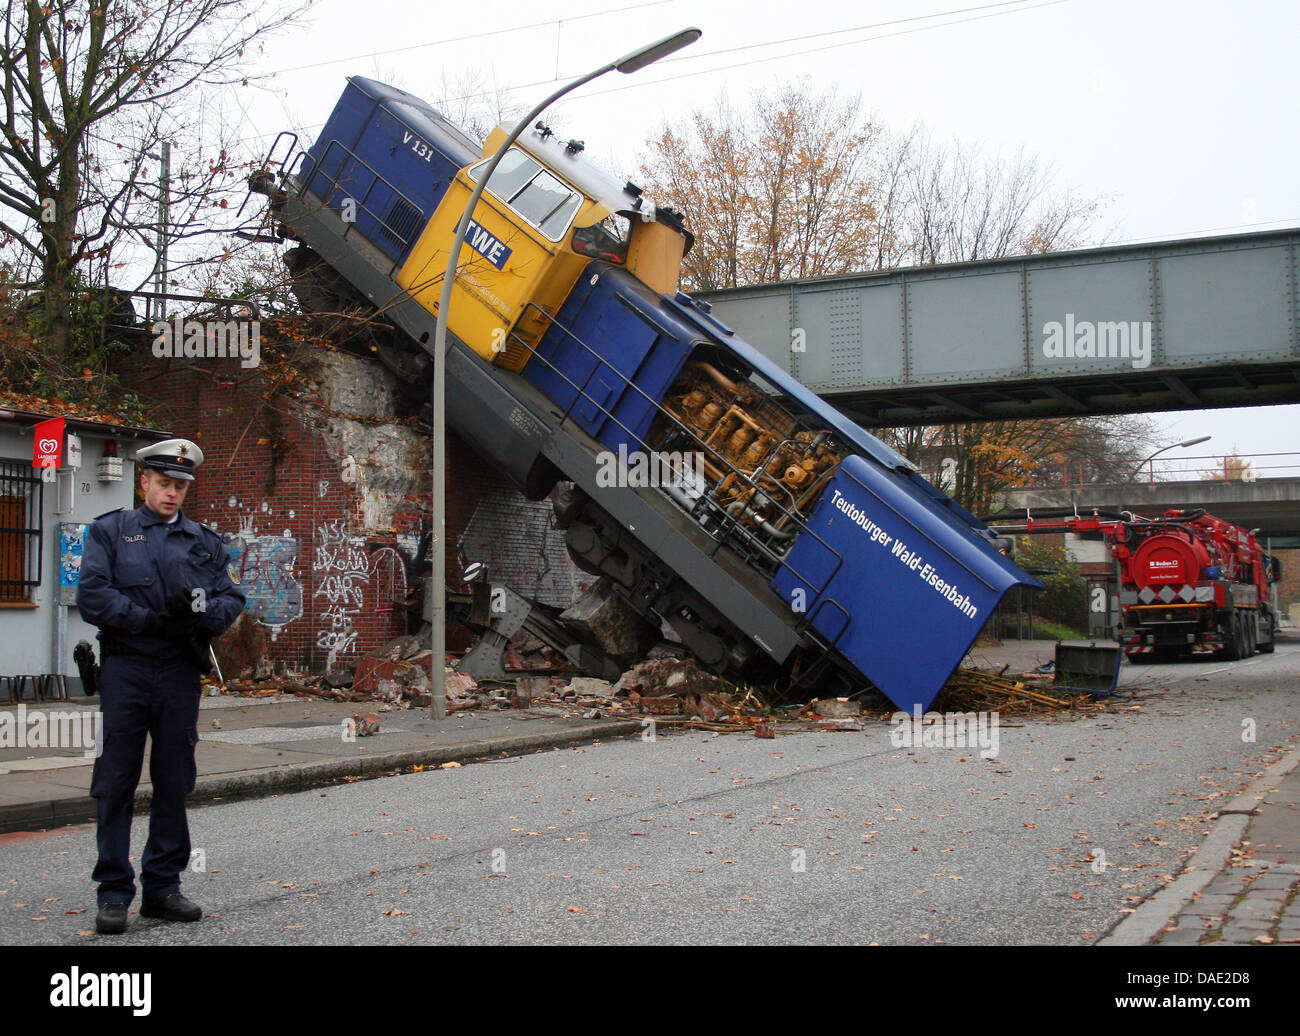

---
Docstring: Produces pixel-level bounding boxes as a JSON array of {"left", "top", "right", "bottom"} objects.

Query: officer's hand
[
  {"left": 166, "top": 590, "right": 197, "bottom": 619},
  {"left": 143, "top": 612, "right": 170, "bottom": 636}
]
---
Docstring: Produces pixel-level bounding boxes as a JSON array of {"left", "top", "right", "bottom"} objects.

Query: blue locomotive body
[
  {"left": 299, "top": 77, "right": 480, "bottom": 265},
  {"left": 520, "top": 261, "right": 1033, "bottom": 710}
]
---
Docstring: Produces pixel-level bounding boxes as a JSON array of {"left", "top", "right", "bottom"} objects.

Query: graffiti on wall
[
  {"left": 227, "top": 533, "right": 304, "bottom": 639},
  {"left": 218, "top": 501, "right": 418, "bottom": 664},
  {"left": 313, "top": 518, "right": 371, "bottom": 658}
]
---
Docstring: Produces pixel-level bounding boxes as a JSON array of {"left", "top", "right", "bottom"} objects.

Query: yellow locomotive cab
[
  {"left": 395, "top": 122, "right": 691, "bottom": 372},
  {"left": 396, "top": 134, "right": 604, "bottom": 371}
]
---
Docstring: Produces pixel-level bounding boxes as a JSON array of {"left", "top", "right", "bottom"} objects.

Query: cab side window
[{"left": 470, "top": 149, "right": 582, "bottom": 241}]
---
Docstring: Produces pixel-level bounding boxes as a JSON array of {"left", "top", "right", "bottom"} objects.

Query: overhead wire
[{"left": 236, "top": 0, "right": 1070, "bottom": 147}]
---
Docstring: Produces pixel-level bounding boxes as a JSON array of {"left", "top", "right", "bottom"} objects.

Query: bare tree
[
  {"left": 0, "top": 0, "right": 310, "bottom": 354},
  {"left": 891, "top": 128, "right": 1101, "bottom": 265},
  {"left": 429, "top": 68, "right": 524, "bottom": 146}
]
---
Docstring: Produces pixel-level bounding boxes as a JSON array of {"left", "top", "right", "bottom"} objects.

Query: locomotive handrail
[
  {"left": 785, "top": 596, "right": 857, "bottom": 696},
  {"left": 294, "top": 140, "right": 429, "bottom": 271},
  {"left": 509, "top": 299, "right": 849, "bottom": 607}
]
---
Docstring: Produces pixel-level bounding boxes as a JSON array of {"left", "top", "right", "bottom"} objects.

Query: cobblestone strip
[{"left": 1155, "top": 863, "right": 1300, "bottom": 945}]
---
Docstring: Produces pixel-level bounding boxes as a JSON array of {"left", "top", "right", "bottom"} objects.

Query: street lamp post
[
  {"left": 1131, "top": 435, "right": 1213, "bottom": 484},
  {"left": 429, "top": 28, "right": 702, "bottom": 718}
]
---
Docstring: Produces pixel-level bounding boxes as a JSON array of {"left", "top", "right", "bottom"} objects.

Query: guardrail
[{"left": 919, "top": 452, "right": 1300, "bottom": 492}]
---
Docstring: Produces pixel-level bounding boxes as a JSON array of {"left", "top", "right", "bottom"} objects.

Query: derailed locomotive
[{"left": 251, "top": 77, "right": 1042, "bottom": 711}]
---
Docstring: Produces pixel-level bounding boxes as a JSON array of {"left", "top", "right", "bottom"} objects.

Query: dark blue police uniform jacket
[
  {"left": 77, "top": 505, "right": 245, "bottom": 652},
  {"left": 76, "top": 505, "right": 246, "bottom": 905}
]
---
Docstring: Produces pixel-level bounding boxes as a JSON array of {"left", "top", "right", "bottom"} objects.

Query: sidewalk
[{"left": 1107, "top": 749, "right": 1300, "bottom": 946}]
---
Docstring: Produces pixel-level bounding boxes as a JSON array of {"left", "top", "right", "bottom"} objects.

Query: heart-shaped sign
[{"left": 38, "top": 438, "right": 59, "bottom": 455}]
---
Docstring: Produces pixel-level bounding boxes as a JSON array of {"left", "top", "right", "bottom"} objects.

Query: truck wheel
[
  {"left": 1246, "top": 618, "right": 1256, "bottom": 656},
  {"left": 1259, "top": 615, "right": 1275, "bottom": 654},
  {"left": 1223, "top": 615, "right": 1243, "bottom": 660}
]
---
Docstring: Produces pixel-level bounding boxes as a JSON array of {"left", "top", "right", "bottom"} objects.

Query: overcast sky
[{"left": 235, "top": 0, "right": 1299, "bottom": 470}]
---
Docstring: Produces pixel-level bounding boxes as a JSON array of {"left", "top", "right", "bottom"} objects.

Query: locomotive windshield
[
  {"left": 469, "top": 149, "right": 582, "bottom": 240},
  {"left": 571, "top": 214, "right": 630, "bottom": 264}
]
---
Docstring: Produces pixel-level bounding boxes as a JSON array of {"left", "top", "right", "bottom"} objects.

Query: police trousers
[{"left": 90, "top": 654, "right": 201, "bottom": 905}]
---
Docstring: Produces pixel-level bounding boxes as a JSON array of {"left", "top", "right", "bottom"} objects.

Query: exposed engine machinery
[
  {"left": 652, "top": 361, "right": 843, "bottom": 554},
  {"left": 993, "top": 508, "right": 1281, "bottom": 661}
]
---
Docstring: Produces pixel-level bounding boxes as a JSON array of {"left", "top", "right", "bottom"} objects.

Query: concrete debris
[
  {"left": 812, "top": 698, "right": 861, "bottom": 718},
  {"left": 323, "top": 669, "right": 354, "bottom": 689},
  {"left": 444, "top": 670, "right": 479, "bottom": 700},
  {"left": 354, "top": 656, "right": 432, "bottom": 701},
  {"left": 511, "top": 676, "right": 550, "bottom": 707},
  {"left": 566, "top": 677, "right": 614, "bottom": 698},
  {"left": 560, "top": 580, "right": 661, "bottom": 661},
  {"left": 612, "top": 658, "right": 730, "bottom": 699},
  {"left": 352, "top": 712, "right": 380, "bottom": 736},
  {"left": 497, "top": 629, "right": 568, "bottom": 673},
  {"left": 687, "top": 693, "right": 734, "bottom": 723},
  {"left": 367, "top": 635, "right": 424, "bottom": 662}
]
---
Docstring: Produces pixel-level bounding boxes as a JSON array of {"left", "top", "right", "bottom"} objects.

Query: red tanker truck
[{"left": 990, "top": 508, "right": 1282, "bottom": 662}]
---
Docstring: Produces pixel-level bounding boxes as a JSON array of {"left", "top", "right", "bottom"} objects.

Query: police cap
[{"left": 137, "top": 438, "right": 204, "bottom": 481}]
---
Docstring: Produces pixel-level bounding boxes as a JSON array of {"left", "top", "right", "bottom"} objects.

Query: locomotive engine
[{"left": 249, "top": 76, "right": 1043, "bottom": 711}]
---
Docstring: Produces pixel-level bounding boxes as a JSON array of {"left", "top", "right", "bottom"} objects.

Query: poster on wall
[{"left": 58, "top": 522, "right": 89, "bottom": 605}]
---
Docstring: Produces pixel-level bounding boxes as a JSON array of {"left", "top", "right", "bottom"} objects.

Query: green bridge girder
[{"left": 698, "top": 228, "right": 1300, "bottom": 427}]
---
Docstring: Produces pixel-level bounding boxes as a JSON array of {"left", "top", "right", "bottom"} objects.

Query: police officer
[{"left": 77, "top": 438, "right": 245, "bottom": 934}]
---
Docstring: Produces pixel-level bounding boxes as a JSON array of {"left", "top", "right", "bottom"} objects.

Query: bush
[{"left": 1014, "top": 539, "right": 1089, "bottom": 631}]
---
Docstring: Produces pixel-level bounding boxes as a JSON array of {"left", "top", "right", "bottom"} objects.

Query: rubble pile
[
  {"left": 208, "top": 628, "right": 1128, "bottom": 728},
  {"left": 501, "top": 632, "right": 568, "bottom": 672}
]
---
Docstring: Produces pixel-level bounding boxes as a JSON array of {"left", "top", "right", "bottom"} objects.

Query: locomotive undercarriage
[
  {"left": 285, "top": 243, "right": 431, "bottom": 405},
  {"left": 552, "top": 483, "right": 861, "bottom": 698}
]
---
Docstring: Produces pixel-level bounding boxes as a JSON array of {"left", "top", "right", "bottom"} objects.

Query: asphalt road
[{"left": 2, "top": 643, "right": 1297, "bottom": 945}]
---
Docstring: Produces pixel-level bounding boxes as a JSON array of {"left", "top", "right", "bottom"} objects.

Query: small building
[{"left": 0, "top": 396, "right": 165, "bottom": 696}]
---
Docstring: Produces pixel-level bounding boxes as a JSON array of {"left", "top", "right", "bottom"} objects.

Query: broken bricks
[
  {"left": 354, "top": 655, "right": 434, "bottom": 701},
  {"left": 641, "top": 696, "right": 683, "bottom": 716}
]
